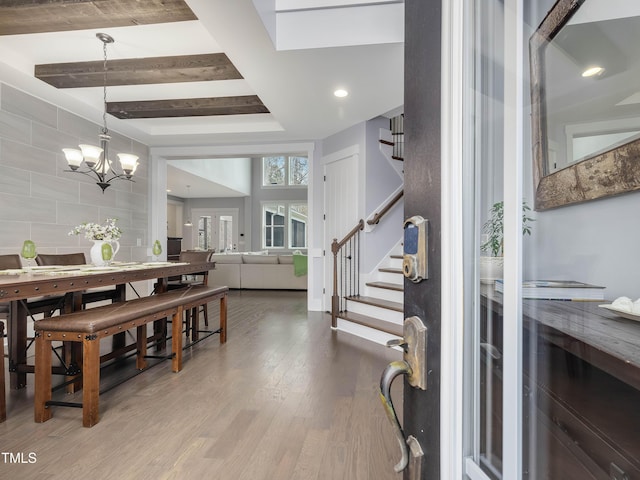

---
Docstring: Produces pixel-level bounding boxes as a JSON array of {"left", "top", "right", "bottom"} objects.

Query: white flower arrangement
[{"left": 69, "top": 218, "right": 122, "bottom": 241}]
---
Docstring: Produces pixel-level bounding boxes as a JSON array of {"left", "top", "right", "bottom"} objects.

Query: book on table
[{"left": 494, "top": 279, "right": 605, "bottom": 300}]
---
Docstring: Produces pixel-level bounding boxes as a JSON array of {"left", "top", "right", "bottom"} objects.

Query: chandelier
[{"left": 62, "top": 33, "right": 138, "bottom": 192}]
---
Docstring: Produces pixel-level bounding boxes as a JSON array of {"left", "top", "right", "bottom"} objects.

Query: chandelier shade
[{"left": 62, "top": 33, "right": 139, "bottom": 192}]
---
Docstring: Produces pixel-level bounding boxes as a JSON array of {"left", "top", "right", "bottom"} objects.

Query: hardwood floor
[{"left": 1, "top": 290, "right": 403, "bottom": 479}]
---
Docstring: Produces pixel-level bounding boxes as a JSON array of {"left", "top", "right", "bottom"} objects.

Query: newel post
[{"left": 331, "top": 238, "right": 339, "bottom": 328}]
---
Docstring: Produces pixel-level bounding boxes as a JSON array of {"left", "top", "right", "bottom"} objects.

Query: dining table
[{"left": 0, "top": 260, "right": 215, "bottom": 389}]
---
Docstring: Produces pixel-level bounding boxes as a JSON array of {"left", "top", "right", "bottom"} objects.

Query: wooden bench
[{"left": 34, "top": 285, "right": 228, "bottom": 427}]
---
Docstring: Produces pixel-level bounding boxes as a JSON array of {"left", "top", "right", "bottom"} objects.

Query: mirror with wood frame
[{"left": 530, "top": 0, "right": 640, "bottom": 210}]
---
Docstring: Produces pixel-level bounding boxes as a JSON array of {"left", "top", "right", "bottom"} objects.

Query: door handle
[
  {"left": 379, "top": 316, "right": 428, "bottom": 473},
  {"left": 379, "top": 360, "right": 412, "bottom": 473}
]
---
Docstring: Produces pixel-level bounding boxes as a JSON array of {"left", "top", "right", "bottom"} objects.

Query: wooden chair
[
  {"left": 35, "top": 253, "right": 125, "bottom": 308},
  {"left": 167, "top": 250, "right": 213, "bottom": 340},
  {"left": 0, "top": 253, "right": 67, "bottom": 322}
]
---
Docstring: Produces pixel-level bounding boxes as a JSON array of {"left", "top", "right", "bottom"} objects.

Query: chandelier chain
[{"left": 102, "top": 39, "right": 108, "bottom": 135}]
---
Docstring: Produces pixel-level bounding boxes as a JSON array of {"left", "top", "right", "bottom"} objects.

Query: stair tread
[
  {"left": 366, "top": 281, "right": 403, "bottom": 292},
  {"left": 379, "top": 267, "right": 403, "bottom": 274},
  {"left": 346, "top": 295, "right": 403, "bottom": 312},
  {"left": 337, "top": 311, "right": 403, "bottom": 336}
]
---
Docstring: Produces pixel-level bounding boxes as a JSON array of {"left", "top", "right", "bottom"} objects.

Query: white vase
[
  {"left": 90, "top": 240, "right": 120, "bottom": 266},
  {"left": 480, "top": 256, "right": 503, "bottom": 283}
]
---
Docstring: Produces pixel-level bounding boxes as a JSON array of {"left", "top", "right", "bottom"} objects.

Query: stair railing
[
  {"left": 330, "top": 187, "right": 405, "bottom": 326},
  {"left": 331, "top": 219, "right": 364, "bottom": 328},
  {"left": 367, "top": 189, "right": 404, "bottom": 226}
]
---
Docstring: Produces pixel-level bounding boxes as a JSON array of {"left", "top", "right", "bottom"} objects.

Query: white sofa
[{"left": 208, "top": 253, "right": 307, "bottom": 290}]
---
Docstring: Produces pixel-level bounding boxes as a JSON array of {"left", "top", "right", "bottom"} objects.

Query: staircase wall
[
  {"left": 362, "top": 116, "right": 405, "bottom": 274},
  {"left": 318, "top": 115, "right": 404, "bottom": 310}
]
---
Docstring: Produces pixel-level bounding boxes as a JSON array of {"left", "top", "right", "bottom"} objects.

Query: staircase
[
  {"left": 330, "top": 114, "right": 405, "bottom": 346},
  {"left": 335, "top": 244, "right": 404, "bottom": 346}
]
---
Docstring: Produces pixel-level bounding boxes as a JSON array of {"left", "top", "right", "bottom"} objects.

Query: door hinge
[
  {"left": 323, "top": 214, "right": 326, "bottom": 220},
  {"left": 323, "top": 175, "right": 326, "bottom": 181}
]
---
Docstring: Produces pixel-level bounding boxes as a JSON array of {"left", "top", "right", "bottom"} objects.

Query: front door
[{"left": 394, "top": 1, "right": 640, "bottom": 479}]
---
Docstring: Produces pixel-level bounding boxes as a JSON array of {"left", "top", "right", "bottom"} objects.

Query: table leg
[
  {"left": 154, "top": 277, "right": 168, "bottom": 351},
  {"left": 65, "top": 292, "right": 83, "bottom": 394},
  {"left": 171, "top": 307, "right": 183, "bottom": 372},
  {"left": 219, "top": 295, "right": 227, "bottom": 344},
  {"left": 111, "top": 284, "right": 128, "bottom": 355},
  {"left": 9, "top": 301, "right": 27, "bottom": 389}
]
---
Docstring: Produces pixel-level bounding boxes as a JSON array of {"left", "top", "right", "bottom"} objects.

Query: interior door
[
  {"left": 191, "top": 208, "right": 238, "bottom": 252},
  {"left": 322, "top": 149, "right": 359, "bottom": 311}
]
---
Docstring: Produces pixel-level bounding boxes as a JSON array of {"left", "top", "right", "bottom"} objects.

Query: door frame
[{"left": 439, "top": 0, "right": 465, "bottom": 477}]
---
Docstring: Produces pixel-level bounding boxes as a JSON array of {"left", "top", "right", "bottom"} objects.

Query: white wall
[{"left": 524, "top": 191, "right": 640, "bottom": 300}]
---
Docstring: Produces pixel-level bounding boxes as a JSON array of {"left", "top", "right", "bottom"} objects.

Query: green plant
[{"left": 481, "top": 201, "right": 534, "bottom": 257}]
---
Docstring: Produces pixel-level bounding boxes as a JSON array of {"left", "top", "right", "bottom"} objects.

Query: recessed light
[
  {"left": 582, "top": 66, "right": 605, "bottom": 78},
  {"left": 166, "top": 189, "right": 172, "bottom": 193},
  {"left": 334, "top": 89, "right": 348, "bottom": 98}
]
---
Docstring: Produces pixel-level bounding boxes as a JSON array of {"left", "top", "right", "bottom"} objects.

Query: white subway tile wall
[{"left": 0, "top": 83, "right": 149, "bottom": 263}]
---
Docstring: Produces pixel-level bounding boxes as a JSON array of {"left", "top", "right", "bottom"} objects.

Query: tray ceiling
[
  {"left": 0, "top": 0, "right": 404, "bottom": 148},
  {"left": 0, "top": 0, "right": 197, "bottom": 35}
]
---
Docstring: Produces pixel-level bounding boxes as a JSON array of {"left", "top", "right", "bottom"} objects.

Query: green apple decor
[
  {"left": 21, "top": 240, "right": 37, "bottom": 268},
  {"left": 101, "top": 242, "right": 113, "bottom": 264},
  {"left": 152, "top": 240, "right": 162, "bottom": 256}
]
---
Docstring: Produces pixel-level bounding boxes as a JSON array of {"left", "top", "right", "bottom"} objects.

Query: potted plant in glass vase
[{"left": 480, "top": 201, "right": 534, "bottom": 282}]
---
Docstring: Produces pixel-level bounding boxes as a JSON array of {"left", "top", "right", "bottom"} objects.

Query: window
[
  {"left": 289, "top": 204, "right": 307, "bottom": 249},
  {"left": 262, "top": 156, "right": 308, "bottom": 187},
  {"left": 262, "top": 202, "right": 307, "bottom": 249},
  {"left": 288, "top": 157, "right": 308, "bottom": 185},
  {"left": 264, "top": 204, "right": 286, "bottom": 248},
  {"left": 263, "top": 157, "right": 286, "bottom": 186}
]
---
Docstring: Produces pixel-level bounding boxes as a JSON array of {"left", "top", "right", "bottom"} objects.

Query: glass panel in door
[
  {"left": 198, "top": 216, "right": 212, "bottom": 251},
  {"left": 463, "top": 0, "right": 506, "bottom": 477},
  {"left": 465, "top": 0, "right": 640, "bottom": 479},
  {"left": 218, "top": 215, "right": 233, "bottom": 252}
]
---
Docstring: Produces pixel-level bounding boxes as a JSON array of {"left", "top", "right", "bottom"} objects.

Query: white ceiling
[{"left": 0, "top": 0, "right": 404, "bottom": 196}]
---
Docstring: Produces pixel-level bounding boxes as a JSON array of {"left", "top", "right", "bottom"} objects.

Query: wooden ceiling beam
[
  {"left": 35, "top": 53, "right": 243, "bottom": 88},
  {"left": 106, "top": 96, "right": 270, "bottom": 119},
  {"left": 0, "top": 0, "right": 196, "bottom": 35}
]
